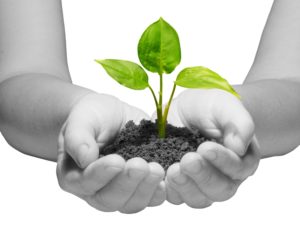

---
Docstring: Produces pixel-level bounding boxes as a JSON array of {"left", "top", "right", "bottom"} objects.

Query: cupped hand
[
  {"left": 56, "top": 93, "right": 166, "bottom": 213},
  {"left": 164, "top": 89, "right": 261, "bottom": 208}
]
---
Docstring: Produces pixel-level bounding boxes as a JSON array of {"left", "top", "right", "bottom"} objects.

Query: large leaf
[
  {"left": 95, "top": 59, "right": 149, "bottom": 90},
  {"left": 175, "top": 66, "right": 240, "bottom": 98},
  {"left": 138, "top": 17, "right": 181, "bottom": 74}
]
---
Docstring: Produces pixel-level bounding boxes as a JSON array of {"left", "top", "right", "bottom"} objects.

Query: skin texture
[
  {"left": 164, "top": 90, "right": 260, "bottom": 206},
  {"left": 0, "top": 0, "right": 165, "bottom": 213},
  {"left": 56, "top": 93, "right": 166, "bottom": 213},
  {"left": 1, "top": 0, "right": 300, "bottom": 212},
  {"left": 164, "top": 0, "right": 300, "bottom": 207}
]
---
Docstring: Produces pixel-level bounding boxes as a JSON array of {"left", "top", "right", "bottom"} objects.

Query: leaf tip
[
  {"left": 94, "top": 59, "right": 103, "bottom": 64},
  {"left": 234, "top": 92, "right": 241, "bottom": 99}
]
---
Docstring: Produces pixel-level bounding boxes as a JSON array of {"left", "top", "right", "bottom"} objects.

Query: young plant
[{"left": 95, "top": 17, "right": 240, "bottom": 138}]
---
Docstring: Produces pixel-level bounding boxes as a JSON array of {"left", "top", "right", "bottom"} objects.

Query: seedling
[{"left": 96, "top": 18, "right": 239, "bottom": 138}]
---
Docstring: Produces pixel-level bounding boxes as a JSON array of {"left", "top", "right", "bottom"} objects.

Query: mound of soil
[{"left": 100, "top": 120, "right": 210, "bottom": 170}]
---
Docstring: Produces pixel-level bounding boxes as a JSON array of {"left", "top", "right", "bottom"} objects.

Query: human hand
[
  {"left": 164, "top": 89, "right": 260, "bottom": 208},
  {"left": 56, "top": 93, "right": 166, "bottom": 213}
]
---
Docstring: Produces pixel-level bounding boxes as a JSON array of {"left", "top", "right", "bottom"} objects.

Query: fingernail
[
  {"left": 205, "top": 151, "right": 217, "bottom": 161},
  {"left": 186, "top": 159, "right": 202, "bottom": 174},
  {"left": 173, "top": 174, "right": 187, "bottom": 185},
  {"left": 128, "top": 169, "right": 146, "bottom": 179}
]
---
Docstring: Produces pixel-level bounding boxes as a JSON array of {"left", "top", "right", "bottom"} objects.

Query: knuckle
[
  {"left": 186, "top": 199, "right": 213, "bottom": 209},
  {"left": 119, "top": 206, "right": 147, "bottom": 214},
  {"left": 232, "top": 165, "right": 249, "bottom": 181},
  {"left": 85, "top": 196, "right": 116, "bottom": 212},
  {"left": 95, "top": 193, "right": 119, "bottom": 211},
  {"left": 234, "top": 159, "right": 259, "bottom": 181},
  {"left": 144, "top": 175, "right": 162, "bottom": 185},
  {"left": 221, "top": 183, "right": 238, "bottom": 201},
  {"left": 232, "top": 170, "right": 247, "bottom": 181},
  {"left": 78, "top": 179, "right": 95, "bottom": 196},
  {"left": 114, "top": 180, "right": 136, "bottom": 194},
  {"left": 167, "top": 197, "right": 183, "bottom": 205},
  {"left": 199, "top": 170, "right": 213, "bottom": 185},
  {"left": 56, "top": 165, "right": 68, "bottom": 190},
  {"left": 56, "top": 170, "right": 69, "bottom": 191},
  {"left": 57, "top": 177, "right": 77, "bottom": 194},
  {"left": 150, "top": 195, "right": 166, "bottom": 207},
  {"left": 57, "top": 178, "right": 68, "bottom": 191},
  {"left": 248, "top": 163, "right": 259, "bottom": 177}
]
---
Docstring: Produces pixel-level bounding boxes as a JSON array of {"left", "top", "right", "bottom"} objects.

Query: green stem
[
  {"left": 159, "top": 73, "right": 163, "bottom": 107},
  {"left": 148, "top": 84, "right": 161, "bottom": 128},
  {"left": 158, "top": 73, "right": 164, "bottom": 138},
  {"left": 148, "top": 85, "right": 159, "bottom": 110},
  {"left": 162, "top": 83, "right": 177, "bottom": 126}
]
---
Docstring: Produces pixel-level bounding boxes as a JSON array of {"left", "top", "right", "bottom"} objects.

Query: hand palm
[
  {"left": 167, "top": 89, "right": 254, "bottom": 156},
  {"left": 162, "top": 89, "right": 260, "bottom": 207},
  {"left": 56, "top": 93, "right": 166, "bottom": 213}
]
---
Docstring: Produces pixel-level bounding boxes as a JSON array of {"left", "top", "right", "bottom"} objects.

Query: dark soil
[{"left": 99, "top": 120, "right": 210, "bottom": 171}]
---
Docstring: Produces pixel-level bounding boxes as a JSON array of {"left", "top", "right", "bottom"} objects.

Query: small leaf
[
  {"left": 138, "top": 17, "right": 181, "bottom": 74},
  {"left": 175, "top": 66, "right": 240, "bottom": 98},
  {"left": 95, "top": 59, "right": 149, "bottom": 90}
]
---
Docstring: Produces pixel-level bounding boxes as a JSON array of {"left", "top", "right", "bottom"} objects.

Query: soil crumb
[{"left": 100, "top": 120, "right": 210, "bottom": 171}]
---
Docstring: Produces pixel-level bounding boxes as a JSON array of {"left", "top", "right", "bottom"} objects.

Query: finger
[
  {"left": 122, "top": 102, "right": 150, "bottom": 125},
  {"left": 94, "top": 157, "right": 149, "bottom": 211},
  {"left": 165, "top": 176, "right": 183, "bottom": 205},
  {"left": 148, "top": 181, "right": 167, "bottom": 207},
  {"left": 180, "top": 152, "right": 239, "bottom": 202},
  {"left": 167, "top": 163, "right": 212, "bottom": 208},
  {"left": 63, "top": 117, "right": 99, "bottom": 169},
  {"left": 199, "top": 141, "right": 244, "bottom": 180},
  {"left": 165, "top": 179, "right": 183, "bottom": 205},
  {"left": 85, "top": 195, "right": 116, "bottom": 212},
  {"left": 119, "top": 162, "right": 165, "bottom": 214},
  {"left": 58, "top": 132, "right": 121, "bottom": 197},
  {"left": 57, "top": 132, "right": 84, "bottom": 195},
  {"left": 215, "top": 98, "right": 255, "bottom": 156},
  {"left": 80, "top": 154, "right": 125, "bottom": 195},
  {"left": 199, "top": 141, "right": 260, "bottom": 181},
  {"left": 56, "top": 150, "right": 85, "bottom": 196}
]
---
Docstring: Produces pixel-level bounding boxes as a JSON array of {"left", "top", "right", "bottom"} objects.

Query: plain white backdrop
[{"left": 1, "top": 0, "right": 300, "bottom": 224}]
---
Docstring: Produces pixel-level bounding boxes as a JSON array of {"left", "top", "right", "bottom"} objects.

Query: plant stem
[
  {"left": 148, "top": 85, "right": 159, "bottom": 110},
  {"left": 158, "top": 73, "right": 165, "bottom": 138},
  {"left": 162, "top": 83, "right": 177, "bottom": 128},
  {"left": 148, "top": 84, "right": 161, "bottom": 128}
]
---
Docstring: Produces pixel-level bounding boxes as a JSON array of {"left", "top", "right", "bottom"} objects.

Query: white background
[{"left": 1, "top": 0, "right": 300, "bottom": 224}]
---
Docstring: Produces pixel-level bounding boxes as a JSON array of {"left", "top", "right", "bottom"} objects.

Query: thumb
[
  {"left": 122, "top": 102, "right": 150, "bottom": 125},
  {"left": 63, "top": 120, "right": 99, "bottom": 169},
  {"left": 222, "top": 110, "right": 255, "bottom": 157}
]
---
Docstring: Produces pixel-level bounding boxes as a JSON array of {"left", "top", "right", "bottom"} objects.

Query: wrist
[{"left": 0, "top": 73, "right": 96, "bottom": 161}]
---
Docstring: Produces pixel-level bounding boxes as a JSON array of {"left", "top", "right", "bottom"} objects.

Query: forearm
[
  {"left": 0, "top": 0, "right": 70, "bottom": 82},
  {"left": 234, "top": 80, "right": 300, "bottom": 158},
  {"left": 246, "top": 0, "right": 300, "bottom": 82},
  {"left": 0, "top": 0, "right": 84, "bottom": 161},
  {"left": 0, "top": 74, "right": 94, "bottom": 161},
  {"left": 235, "top": 0, "right": 300, "bottom": 157}
]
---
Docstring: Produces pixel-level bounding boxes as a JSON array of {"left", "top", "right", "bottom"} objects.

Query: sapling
[{"left": 96, "top": 17, "right": 239, "bottom": 138}]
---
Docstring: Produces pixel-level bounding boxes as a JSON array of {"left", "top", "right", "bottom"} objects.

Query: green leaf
[
  {"left": 138, "top": 17, "right": 181, "bottom": 74},
  {"left": 95, "top": 59, "right": 149, "bottom": 90},
  {"left": 175, "top": 66, "right": 240, "bottom": 98}
]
